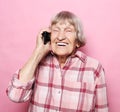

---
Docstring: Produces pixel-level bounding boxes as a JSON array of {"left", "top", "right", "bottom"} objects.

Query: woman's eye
[
  {"left": 66, "top": 30, "right": 71, "bottom": 32},
  {"left": 52, "top": 29, "right": 59, "bottom": 32},
  {"left": 66, "top": 28, "right": 73, "bottom": 32},
  {"left": 66, "top": 29, "right": 72, "bottom": 33}
]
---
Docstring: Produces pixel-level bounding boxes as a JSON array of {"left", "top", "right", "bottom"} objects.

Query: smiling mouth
[{"left": 56, "top": 42, "right": 68, "bottom": 46}]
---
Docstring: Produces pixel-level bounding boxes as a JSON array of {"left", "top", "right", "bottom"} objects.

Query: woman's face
[{"left": 51, "top": 20, "right": 79, "bottom": 58}]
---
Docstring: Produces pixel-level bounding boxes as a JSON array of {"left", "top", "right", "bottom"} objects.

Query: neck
[{"left": 57, "top": 56, "right": 67, "bottom": 68}]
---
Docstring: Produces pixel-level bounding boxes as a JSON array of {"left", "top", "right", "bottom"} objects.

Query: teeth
[{"left": 57, "top": 42, "right": 67, "bottom": 46}]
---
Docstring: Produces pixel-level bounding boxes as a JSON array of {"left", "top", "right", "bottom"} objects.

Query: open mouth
[{"left": 57, "top": 42, "right": 68, "bottom": 46}]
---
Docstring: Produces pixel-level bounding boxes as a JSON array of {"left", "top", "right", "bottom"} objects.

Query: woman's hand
[
  {"left": 19, "top": 28, "right": 51, "bottom": 83},
  {"left": 35, "top": 28, "right": 51, "bottom": 56}
]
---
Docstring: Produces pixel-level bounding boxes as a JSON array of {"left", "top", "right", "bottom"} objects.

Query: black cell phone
[{"left": 41, "top": 31, "right": 51, "bottom": 44}]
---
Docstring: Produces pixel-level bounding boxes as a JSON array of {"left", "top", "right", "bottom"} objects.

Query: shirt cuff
[{"left": 11, "top": 71, "right": 35, "bottom": 90}]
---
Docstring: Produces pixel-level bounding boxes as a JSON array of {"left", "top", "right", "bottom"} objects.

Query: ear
[
  {"left": 76, "top": 41, "right": 80, "bottom": 48},
  {"left": 76, "top": 44, "right": 80, "bottom": 48}
]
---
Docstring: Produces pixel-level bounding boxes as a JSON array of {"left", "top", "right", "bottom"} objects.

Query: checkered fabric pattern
[{"left": 7, "top": 50, "right": 108, "bottom": 112}]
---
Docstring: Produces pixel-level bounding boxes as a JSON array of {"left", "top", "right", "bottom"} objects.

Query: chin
[{"left": 55, "top": 52, "right": 70, "bottom": 57}]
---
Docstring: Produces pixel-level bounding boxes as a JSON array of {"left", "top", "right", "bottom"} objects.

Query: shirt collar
[
  {"left": 71, "top": 49, "right": 87, "bottom": 63},
  {"left": 50, "top": 49, "right": 87, "bottom": 63}
]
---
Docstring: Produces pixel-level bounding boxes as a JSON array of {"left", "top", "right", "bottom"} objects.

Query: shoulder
[
  {"left": 76, "top": 50, "right": 100, "bottom": 64},
  {"left": 86, "top": 55, "right": 101, "bottom": 67},
  {"left": 76, "top": 50, "right": 103, "bottom": 71},
  {"left": 85, "top": 53, "right": 104, "bottom": 78}
]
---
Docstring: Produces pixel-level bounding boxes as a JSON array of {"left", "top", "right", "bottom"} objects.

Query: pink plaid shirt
[{"left": 7, "top": 50, "right": 108, "bottom": 112}]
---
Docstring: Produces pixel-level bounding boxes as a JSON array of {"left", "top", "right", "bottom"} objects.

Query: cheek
[
  {"left": 50, "top": 37, "right": 56, "bottom": 48},
  {"left": 51, "top": 33, "right": 57, "bottom": 42},
  {"left": 71, "top": 40, "right": 78, "bottom": 48},
  {"left": 69, "top": 36, "right": 77, "bottom": 44}
]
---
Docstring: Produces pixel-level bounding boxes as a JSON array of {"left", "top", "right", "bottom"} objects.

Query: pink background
[{"left": 0, "top": 0, "right": 120, "bottom": 111}]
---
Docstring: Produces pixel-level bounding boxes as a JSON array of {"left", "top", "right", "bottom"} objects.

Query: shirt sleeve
[
  {"left": 95, "top": 65, "right": 109, "bottom": 112},
  {"left": 6, "top": 70, "right": 35, "bottom": 103}
]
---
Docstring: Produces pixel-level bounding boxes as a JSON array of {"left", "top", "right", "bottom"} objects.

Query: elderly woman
[{"left": 7, "top": 11, "right": 108, "bottom": 112}]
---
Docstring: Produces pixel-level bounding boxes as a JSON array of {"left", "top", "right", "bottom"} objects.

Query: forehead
[{"left": 52, "top": 20, "right": 75, "bottom": 29}]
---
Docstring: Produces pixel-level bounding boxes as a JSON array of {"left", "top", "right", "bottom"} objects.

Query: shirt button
[
  {"left": 58, "top": 90, "right": 61, "bottom": 94},
  {"left": 56, "top": 108, "right": 59, "bottom": 112}
]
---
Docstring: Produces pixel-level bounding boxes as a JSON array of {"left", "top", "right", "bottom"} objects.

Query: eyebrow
[{"left": 52, "top": 25, "right": 74, "bottom": 30}]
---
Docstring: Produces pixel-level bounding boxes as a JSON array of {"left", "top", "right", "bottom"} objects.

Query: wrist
[{"left": 33, "top": 46, "right": 48, "bottom": 63}]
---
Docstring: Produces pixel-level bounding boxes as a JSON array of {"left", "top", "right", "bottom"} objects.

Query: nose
[{"left": 57, "top": 31, "right": 66, "bottom": 40}]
